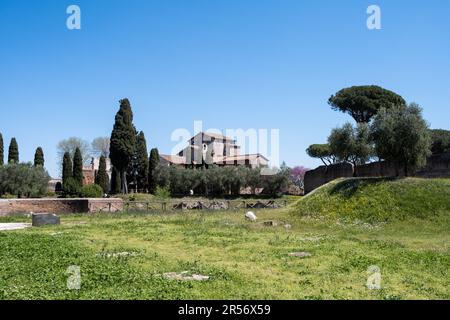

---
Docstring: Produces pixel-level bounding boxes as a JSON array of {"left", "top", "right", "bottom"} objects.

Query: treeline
[{"left": 153, "top": 165, "right": 292, "bottom": 197}]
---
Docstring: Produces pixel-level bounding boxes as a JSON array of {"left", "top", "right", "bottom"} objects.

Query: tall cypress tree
[
  {"left": 135, "top": 131, "right": 149, "bottom": 191},
  {"left": 34, "top": 147, "right": 45, "bottom": 167},
  {"left": 73, "top": 147, "right": 84, "bottom": 186},
  {"left": 148, "top": 148, "right": 160, "bottom": 194},
  {"left": 110, "top": 166, "right": 121, "bottom": 194},
  {"left": 95, "top": 155, "right": 109, "bottom": 194},
  {"left": 0, "top": 132, "right": 4, "bottom": 166},
  {"left": 62, "top": 152, "right": 73, "bottom": 189},
  {"left": 110, "top": 98, "right": 136, "bottom": 194},
  {"left": 8, "top": 138, "right": 19, "bottom": 164}
]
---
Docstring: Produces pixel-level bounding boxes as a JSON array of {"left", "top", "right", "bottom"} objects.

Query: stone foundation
[{"left": 0, "top": 198, "right": 123, "bottom": 216}]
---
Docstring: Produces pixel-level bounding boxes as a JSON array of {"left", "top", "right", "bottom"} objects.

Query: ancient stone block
[{"left": 32, "top": 213, "right": 60, "bottom": 227}]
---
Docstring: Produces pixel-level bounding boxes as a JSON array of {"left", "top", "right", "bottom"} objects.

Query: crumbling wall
[
  {"left": 304, "top": 153, "right": 450, "bottom": 194},
  {"left": 0, "top": 198, "right": 123, "bottom": 216}
]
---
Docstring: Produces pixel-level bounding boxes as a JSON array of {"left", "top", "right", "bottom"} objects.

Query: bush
[
  {"left": 430, "top": 129, "right": 450, "bottom": 154},
  {"left": 0, "top": 163, "right": 50, "bottom": 198},
  {"left": 154, "top": 186, "right": 171, "bottom": 198},
  {"left": 62, "top": 177, "right": 81, "bottom": 197},
  {"left": 79, "top": 184, "right": 104, "bottom": 198}
]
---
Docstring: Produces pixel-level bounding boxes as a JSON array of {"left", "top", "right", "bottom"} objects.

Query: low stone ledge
[{"left": 0, "top": 198, "right": 124, "bottom": 216}]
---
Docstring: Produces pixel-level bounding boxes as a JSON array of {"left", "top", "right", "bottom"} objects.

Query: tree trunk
[
  {"left": 395, "top": 162, "right": 400, "bottom": 177},
  {"left": 121, "top": 170, "right": 128, "bottom": 194},
  {"left": 404, "top": 163, "right": 408, "bottom": 177}
]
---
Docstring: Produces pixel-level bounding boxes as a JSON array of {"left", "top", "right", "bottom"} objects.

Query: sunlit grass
[{"left": 0, "top": 207, "right": 448, "bottom": 300}]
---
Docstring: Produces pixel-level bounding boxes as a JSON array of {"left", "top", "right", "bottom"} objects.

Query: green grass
[
  {"left": 295, "top": 178, "right": 450, "bottom": 222},
  {"left": 0, "top": 207, "right": 449, "bottom": 299}
]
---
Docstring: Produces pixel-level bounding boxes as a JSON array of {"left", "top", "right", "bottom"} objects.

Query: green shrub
[
  {"left": 0, "top": 163, "right": 50, "bottom": 198},
  {"left": 80, "top": 184, "right": 104, "bottom": 198},
  {"left": 154, "top": 186, "right": 171, "bottom": 198},
  {"left": 63, "top": 177, "right": 81, "bottom": 197}
]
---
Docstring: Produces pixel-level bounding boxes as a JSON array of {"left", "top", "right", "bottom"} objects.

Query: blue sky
[{"left": 1, "top": 0, "right": 449, "bottom": 177}]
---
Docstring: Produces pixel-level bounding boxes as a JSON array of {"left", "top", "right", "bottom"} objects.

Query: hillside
[{"left": 293, "top": 178, "right": 450, "bottom": 221}]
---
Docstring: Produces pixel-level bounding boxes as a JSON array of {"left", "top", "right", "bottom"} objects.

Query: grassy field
[{"left": 1, "top": 205, "right": 448, "bottom": 299}]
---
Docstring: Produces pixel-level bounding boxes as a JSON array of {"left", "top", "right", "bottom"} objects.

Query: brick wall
[
  {"left": 304, "top": 153, "right": 450, "bottom": 194},
  {"left": 0, "top": 198, "right": 123, "bottom": 216},
  {"left": 304, "top": 163, "right": 354, "bottom": 194}
]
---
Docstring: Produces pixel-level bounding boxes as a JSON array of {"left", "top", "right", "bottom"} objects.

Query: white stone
[
  {"left": 289, "top": 252, "right": 312, "bottom": 258},
  {"left": 162, "top": 272, "right": 209, "bottom": 281},
  {"left": 245, "top": 211, "right": 257, "bottom": 221},
  {"left": 0, "top": 223, "right": 31, "bottom": 231}
]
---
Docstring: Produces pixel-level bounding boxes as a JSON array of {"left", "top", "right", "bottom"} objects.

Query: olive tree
[
  {"left": 328, "top": 122, "right": 373, "bottom": 169},
  {"left": 371, "top": 103, "right": 432, "bottom": 176},
  {"left": 0, "top": 163, "right": 50, "bottom": 198}
]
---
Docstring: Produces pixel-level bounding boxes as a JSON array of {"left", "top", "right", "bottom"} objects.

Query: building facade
[{"left": 160, "top": 132, "right": 269, "bottom": 169}]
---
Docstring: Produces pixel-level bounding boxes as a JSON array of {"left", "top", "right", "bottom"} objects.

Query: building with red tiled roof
[{"left": 160, "top": 132, "right": 269, "bottom": 169}]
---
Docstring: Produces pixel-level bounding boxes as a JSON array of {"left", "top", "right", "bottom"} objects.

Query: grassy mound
[{"left": 294, "top": 178, "right": 450, "bottom": 221}]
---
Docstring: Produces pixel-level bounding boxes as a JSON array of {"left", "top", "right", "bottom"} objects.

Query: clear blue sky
[{"left": 1, "top": 0, "right": 449, "bottom": 177}]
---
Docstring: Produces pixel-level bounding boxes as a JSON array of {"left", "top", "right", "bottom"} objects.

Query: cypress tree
[
  {"left": 0, "top": 132, "right": 3, "bottom": 166},
  {"left": 148, "top": 148, "right": 160, "bottom": 194},
  {"left": 110, "top": 166, "right": 121, "bottom": 194},
  {"left": 34, "top": 147, "right": 45, "bottom": 167},
  {"left": 73, "top": 147, "right": 84, "bottom": 186},
  {"left": 62, "top": 152, "right": 73, "bottom": 189},
  {"left": 8, "top": 138, "right": 19, "bottom": 164},
  {"left": 95, "top": 155, "right": 109, "bottom": 194},
  {"left": 109, "top": 98, "right": 136, "bottom": 194},
  {"left": 135, "top": 131, "right": 149, "bottom": 191}
]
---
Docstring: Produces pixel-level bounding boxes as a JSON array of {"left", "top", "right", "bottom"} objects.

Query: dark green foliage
[
  {"left": 34, "top": 147, "right": 45, "bottom": 167},
  {"left": 62, "top": 177, "right": 81, "bottom": 197},
  {"left": 0, "top": 163, "right": 50, "bottom": 198},
  {"left": 153, "top": 165, "right": 289, "bottom": 197},
  {"left": 8, "top": 138, "right": 19, "bottom": 164},
  {"left": 62, "top": 152, "right": 73, "bottom": 191},
  {"left": 430, "top": 129, "right": 450, "bottom": 154},
  {"left": 135, "top": 131, "right": 149, "bottom": 191},
  {"left": 95, "top": 156, "right": 109, "bottom": 194},
  {"left": 0, "top": 132, "right": 3, "bottom": 166},
  {"left": 371, "top": 103, "right": 432, "bottom": 176},
  {"left": 80, "top": 184, "right": 103, "bottom": 198},
  {"left": 148, "top": 148, "right": 160, "bottom": 193},
  {"left": 306, "top": 144, "right": 335, "bottom": 166},
  {"left": 72, "top": 147, "right": 84, "bottom": 186},
  {"left": 110, "top": 98, "right": 136, "bottom": 194},
  {"left": 110, "top": 166, "right": 121, "bottom": 194},
  {"left": 328, "top": 85, "right": 406, "bottom": 123}
]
